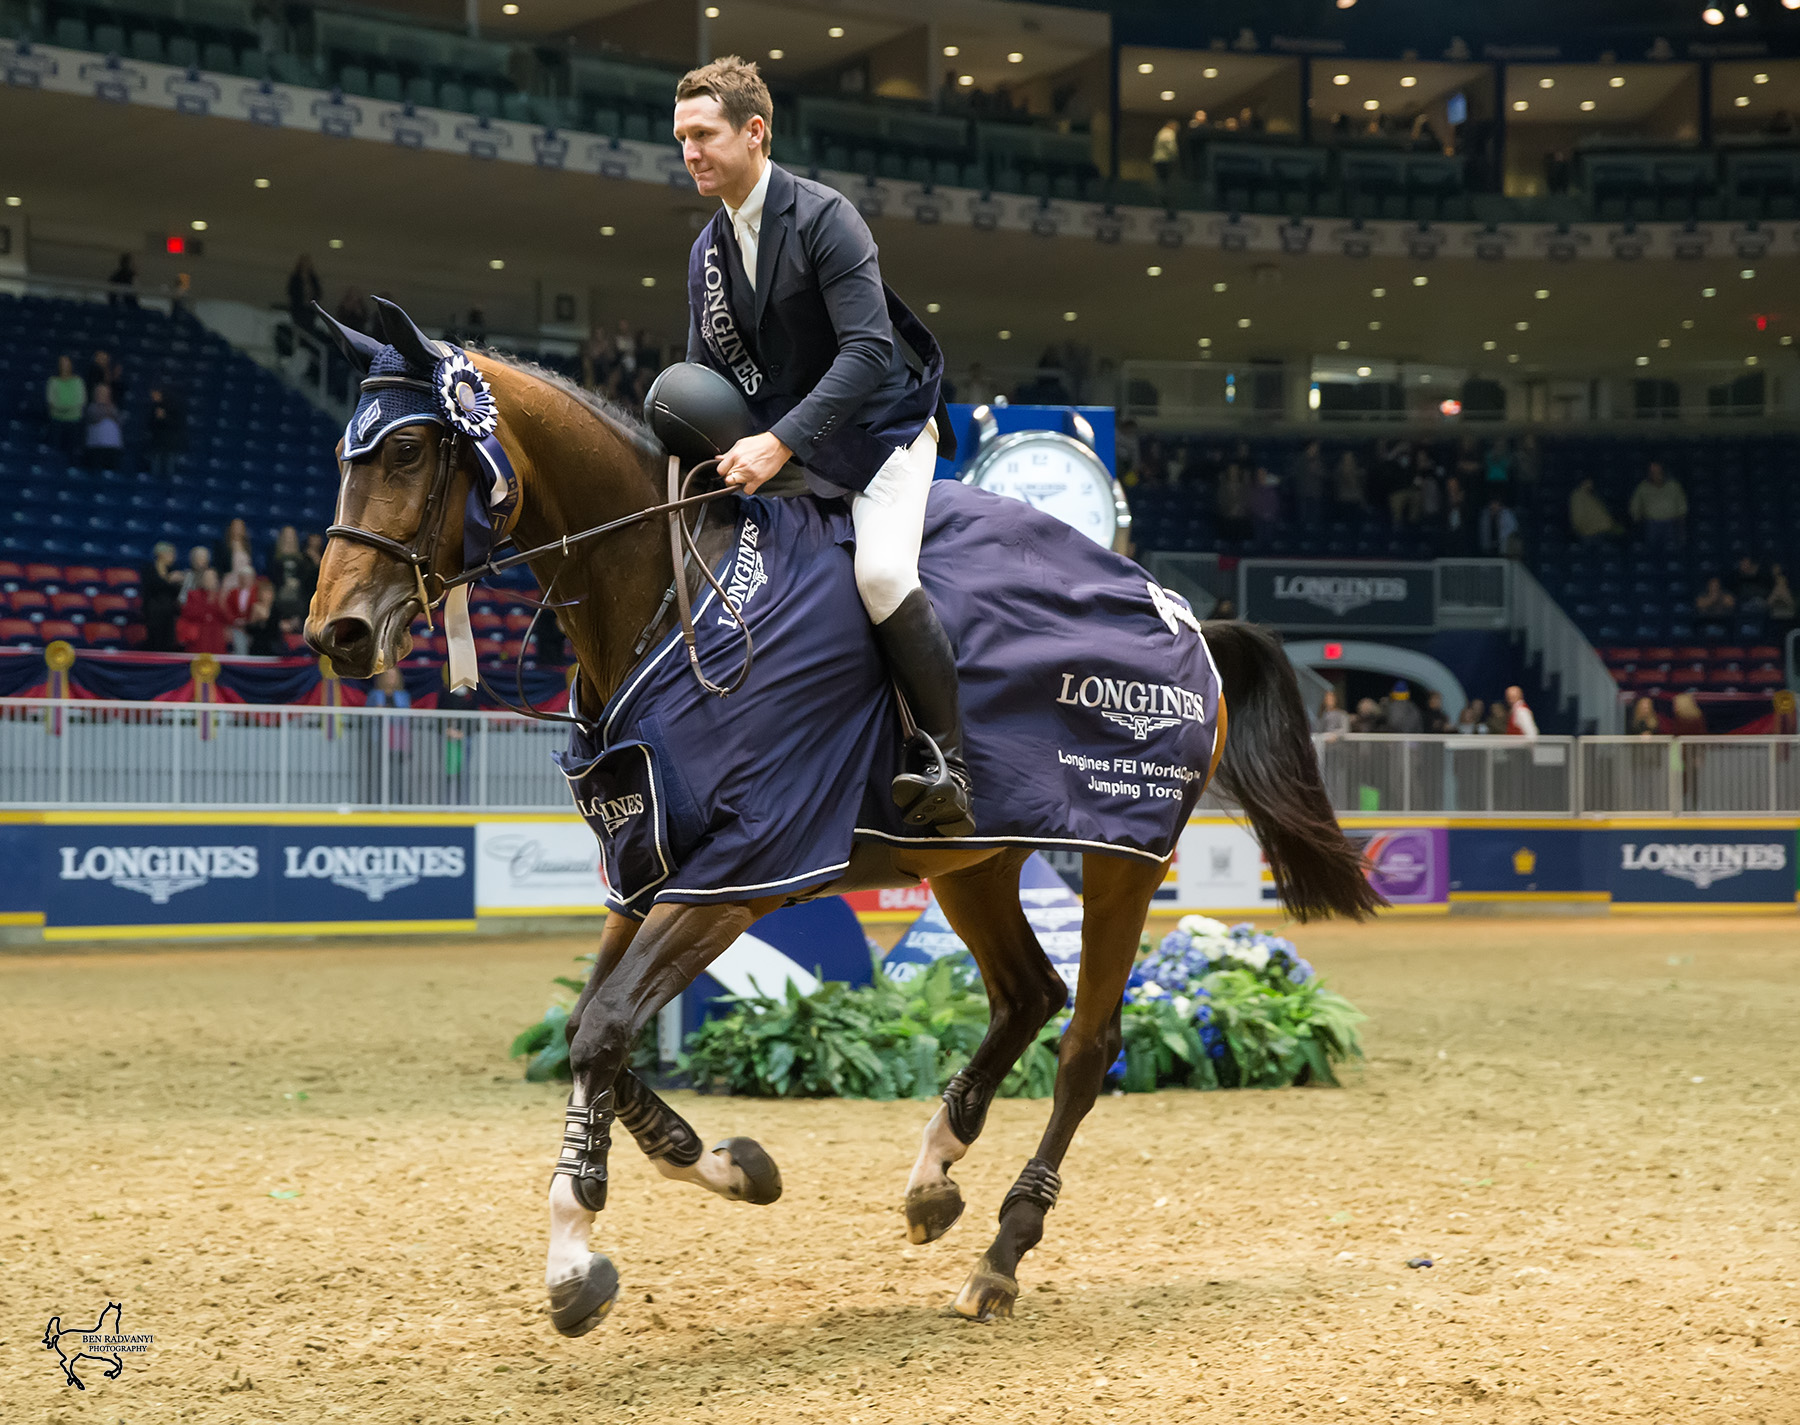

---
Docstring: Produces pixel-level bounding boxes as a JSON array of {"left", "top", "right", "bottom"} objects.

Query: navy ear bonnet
[{"left": 341, "top": 344, "right": 498, "bottom": 461}]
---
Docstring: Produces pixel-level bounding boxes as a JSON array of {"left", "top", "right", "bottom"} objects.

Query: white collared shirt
[{"left": 723, "top": 160, "right": 772, "bottom": 291}]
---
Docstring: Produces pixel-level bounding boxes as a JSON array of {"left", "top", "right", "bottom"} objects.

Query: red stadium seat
[
  {"left": 83, "top": 623, "right": 125, "bottom": 647},
  {"left": 123, "top": 623, "right": 146, "bottom": 646},
  {"left": 25, "top": 563, "right": 62, "bottom": 589},
  {"left": 470, "top": 610, "right": 505, "bottom": 635},
  {"left": 1749, "top": 646, "right": 1781, "bottom": 662},
  {"left": 1745, "top": 666, "right": 1782, "bottom": 686},
  {"left": 503, "top": 609, "right": 535, "bottom": 634},
  {"left": 1627, "top": 669, "right": 1665, "bottom": 689},
  {"left": 1667, "top": 666, "right": 1705, "bottom": 687},
  {"left": 37, "top": 619, "right": 83, "bottom": 644},
  {"left": 91, "top": 594, "right": 132, "bottom": 622},
  {"left": 1643, "top": 646, "right": 1677, "bottom": 663},
  {"left": 62, "top": 565, "right": 103, "bottom": 592},
  {"left": 0, "top": 618, "right": 37, "bottom": 645},
  {"left": 1711, "top": 646, "right": 1746, "bottom": 663},
  {"left": 10, "top": 590, "right": 49, "bottom": 617},
  {"left": 0, "top": 561, "right": 23, "bottom": 592},
  {"left": 103, "top": 567, "right": 141, "bottom": 592},
  {"left": 50, "top": 592, "right": 92, "bottom": 617},
  {"left": 1602, "top": 646, "right": 1640, "bottom": 665},
  {"left": 1673, "top": 646, "right": 1709, "bottom": 663}
]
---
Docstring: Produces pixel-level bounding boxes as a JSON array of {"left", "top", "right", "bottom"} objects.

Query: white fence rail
[{"left": 0, "top": 699, "right": 571, "bottom": 811}]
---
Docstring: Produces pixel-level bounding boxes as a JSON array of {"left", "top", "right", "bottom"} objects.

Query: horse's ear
[
  {"left": 313, "top": 303, "right": 384, "bottom": 374},
  {"left": 372, "top": 296, "right": 449, "bottom": 370}
]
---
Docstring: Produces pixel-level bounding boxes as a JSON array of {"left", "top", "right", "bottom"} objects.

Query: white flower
[
  {"left": 1224, "top": 941, "right": 1270, "bottom": 972},
  {"left": 1138, "top": 981, "right": 1169, "bottom": 999},
  {"left": 1172, "top": 995, "right": 1193, "bottom": 1018},
  {"left": 1177, "top": 914, "right": 1232, "bottom": 942}
]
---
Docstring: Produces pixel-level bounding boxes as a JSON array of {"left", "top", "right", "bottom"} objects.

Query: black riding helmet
[{"left": 643, "top": 363, "right": 754, "bottom": 466}]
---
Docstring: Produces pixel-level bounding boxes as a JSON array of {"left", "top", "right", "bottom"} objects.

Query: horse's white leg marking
[
  {"left": 905, "top": 1104, "right": 969, "bottom": 1198},
  {"left": 545, "top": 1085, "right": 594, "bottom": 1288},
  {"left": 652, "top": 1147, "right": 751, "bottom": 1199}
]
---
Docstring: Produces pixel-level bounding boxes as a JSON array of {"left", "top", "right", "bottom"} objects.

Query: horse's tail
[{"left": 1200, "top": 620, "right": 1385, "bottom": 922}]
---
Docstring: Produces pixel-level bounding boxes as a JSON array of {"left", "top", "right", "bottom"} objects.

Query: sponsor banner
[
  {"left": 1448, "top": 828, "right": 1590, "bottom": 896},
  {"left": 885, "top": 855, "right": 1083, "bottom": 988},
  {"left": 1239, "top": 560, "right": 1436, "bottom": 630},
  {"left": 1171, "top": 821, "right": 1276, "bottom": 910},
  {"left": 1345, "top": 826, "right": 1449, "bottom": 904},
  {"left": 475, "top": 821, "right": 605, "bottom": 914},
  {"left": 41, "top": 824, "right": 473, "bottom": 927},
  {"left": 1607, "top": 829, "right": 1792, "bottom": 903},
  {"left": 841, "top": 885, "right": 931, "bottom": 921}
]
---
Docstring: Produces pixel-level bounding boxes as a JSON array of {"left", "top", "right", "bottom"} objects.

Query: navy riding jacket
[{"left": 685, "top": 162, "right": 956, "bottom": 491}]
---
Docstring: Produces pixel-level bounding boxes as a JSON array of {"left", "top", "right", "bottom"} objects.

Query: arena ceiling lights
[
  {"left": 1115, "top": 47, "right": 1294, "bottom": 115},
  {"left": 1503, "top": 63, "right": 1696, "bottom": 124},
  {"left": 1307, "top": 59, "right": 1488, "bottom": 124}
]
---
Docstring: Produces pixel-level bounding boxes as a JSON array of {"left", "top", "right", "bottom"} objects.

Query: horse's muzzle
[{"left": 307, "top": 614, "right": 378, "bottom": 678}]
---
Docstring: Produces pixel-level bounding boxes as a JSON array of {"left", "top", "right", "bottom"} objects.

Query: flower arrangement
[
  {"left": 510, "top": 917, "right": 1365, "bottom": 1099},
  {"left": 1117, "top": 916, "right": 1363, "bottom": 1091}
]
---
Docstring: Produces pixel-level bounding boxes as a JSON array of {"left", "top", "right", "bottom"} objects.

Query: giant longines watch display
[{"left": 959, "top": 405, "right": 1132, "bottom": 553}]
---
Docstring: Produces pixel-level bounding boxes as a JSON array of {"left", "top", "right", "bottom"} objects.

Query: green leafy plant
[{"left": 509, "top": 955, "right": 658, "bottom": 1083}]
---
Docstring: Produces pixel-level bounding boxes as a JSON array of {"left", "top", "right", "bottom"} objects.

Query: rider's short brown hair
[{"left": 676, "top": 55, "right": 772, "bottom": 156}]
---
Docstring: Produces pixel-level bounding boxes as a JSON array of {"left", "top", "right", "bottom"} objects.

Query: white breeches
[{"left": 851, "top": 422, "right": 938, "bottom": 625}]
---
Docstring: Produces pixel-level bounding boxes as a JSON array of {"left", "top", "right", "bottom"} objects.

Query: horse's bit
[{"left": 326, "top": 371, "right": 755, "bottom": 726}]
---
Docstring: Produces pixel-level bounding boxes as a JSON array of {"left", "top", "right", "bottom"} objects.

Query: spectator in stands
[
  {"left": 1733, "top": 553, "right": 1772, "bottom": 610},
  {"left": 301, "top": 532, "right": 325, "bottom": 594},
  {"left": 146, "top": 386, "right": 187, "bottom": 478},
  {"left": 1215, "top": 462, "right": 1252, "bottom": 541},
  {"left": 1767, "top": 565, "right": 1795, "bottom": 628},
  {"left": 334, "top": 288, "right": 370, "bottom": 335},
  {"left": 176, "top": 567, "right": 228, "bottom": 655},
  {"left": 107, "top": 252, "right": 137, "bottom": 308},
  {"left": 1375, "top": 440, "right": 1416, "bottom": 526},
  {"left": 1440, "top": 475, "right": 1474, "bottom": 556},
  {"left": 1331, "top": 449, "right": 1366, "bottom": 511},
  {"left": 1381, "top": 681, "right": 1424, "bottom": 734},
  {"left": 1351, "top": 697, "right": 1382, "bottom": 733},
  {"left": 1483, "top": 699, "right": 1509, "bottom": 734},
  {"left": 579, "top": 325, "right": 613, "bottom": 390},
  {"left": 241, "top": 578, "right": 284, "bottom": 657},
  {"left": 1514, "top": 433, "right": 1542, "bottom": 489},
  {"left": 1478, "top": 496, "right": 1520, "bottom": 559},
  {"left": 287, "top": 255, "right": 322, "bottom": 334},
  {"left": 1568, "top": 477, "right": 1618, "bottom": 542},
  {"left": 1503, "top": 685, "right": 1538, "bottom": 738},
  {"left": 1670, "top": 690, "right": 1707, "bottom": 737},
  {"left": 1151, "top": 119, "right": 1180, "bottom": 193},
  {"left": 1695, "top": 576, "right": 1736, "bottom": 617},
  {"left": 45, "top": 355, "right": 86, "bottom": 457},
  {"left": 1424, "top": 690, "right": 1451, "bottom": 734},
  {"left": 1411, "top": 446, "right": 1443, "bottom": 525},
  {"left": 1629, "top": 696, "right": 1661, "bottom": 737},
  {"left": 83, "top": 383, "right": 124, "bottom": 470},
  {"left": 221, "top": 566, "right": 257, "bottom": 655},
  {"left": 268, "top": 527, "right": 309, "bottom": 627},
  {"left": 1315, "top": 688, "right": 1351, "bottom": 737},
  {"left": 1455, "top": 698, "right": 1485, "bottom": 734},
  {"left": 181, "top": 545, "right": 212, "bottom": 595},
  {"left": 1628, "top": 461, "right": 1687, "bottom": 549},
  {"left": 140, "top": 541, "right": 185, "bottom": 653},
  {"left": 87, "top": 349, "right": 125, "bottom": 407},
  {"left": 1288, "top": 440, "right": 1326, "bottom": 522},
  {"left": 1249, "top": 465, "right": 1282, "bottom": 543},
  {"left": 1482, "top": 438, "right": 1513, "bottom": 499},
  {"left": 213, "top": 518, "right": 255, "bottom": 585}
]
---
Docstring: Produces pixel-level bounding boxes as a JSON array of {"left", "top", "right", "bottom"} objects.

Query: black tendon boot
[{"left": 874, "top": 588, "right": 977, "bottom": 837}]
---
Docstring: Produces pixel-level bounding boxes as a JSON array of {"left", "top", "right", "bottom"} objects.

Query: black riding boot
[{"left": 874, "top": 588, "right": 977, "bottom": 837}]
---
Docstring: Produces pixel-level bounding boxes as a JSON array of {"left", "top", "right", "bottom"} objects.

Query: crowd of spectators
[
  {"left": 1119, "top": 429, "right": 1540, "bottom": 560},
  {"left": 137, "top": 520, "right": 323, "bottom": 657},
  {"left": 1314, "top": 682, "right": 1538, "bottom": 738}
]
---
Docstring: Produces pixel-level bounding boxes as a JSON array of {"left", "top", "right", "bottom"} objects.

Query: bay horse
[{"left": 306, "top": 300, "right": 1378, "bottom": 1336}]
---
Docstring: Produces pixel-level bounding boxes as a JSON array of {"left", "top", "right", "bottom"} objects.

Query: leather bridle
[{"left": 325, "top": 372, "right": 754, "bottom": 727}]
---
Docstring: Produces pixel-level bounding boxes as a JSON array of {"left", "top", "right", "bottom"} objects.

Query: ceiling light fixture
[
  {"left": 1658, "top": 338, "right": 1671, "bottom": 347},
  {"left": 1636, "top": 355, "right": 1650, "bottom": 366},
  {"left": 1482, "top": 339, "right": 1498, "bottom": 350},
  {"left": 768, "top": 48, "right": 783, "bottom": 58},
  {"left": 1535, "top": 288, "right": 1550, "bottom": 298},
  {"left": 1683, "top": 319, "right": 1695, "bottom": 328},
  {"left": 1740, "top": 268, "right": 1755, "bottom": 279},
  {"left": 1363, "top": 98, "right": 1379, "bottom": 110},
  {"left": 1512, "top": 99, "right": 1529, "bottom": 111},
  {"left": 926, "top": 302, "right": 941, "bottom": 313},
  {"left": 253, "top": 177, "right": 270, "bottom": 188},
  {"left": 1371, "top": 286, "right": 1386, "bottom": 297},
  {"left": 998, "top": 329, "right": 1012, "bottom": 340},
  {"left": 1336, "top": 339, "right": 1350, "bottom": 350},
  {"left": 328, "top": 238, "right": 344, "bottom": 249},
  {"left": 600, "top": 225, "right": 615, "bottom": 236},
  {"left": 1368, "top": 320, "right": 1381, "bottom": 330},
  {"left": 1782, "top": 335, "right": 1795, "bottom": 345},
  {"left": 1198, "top": 337, "right": 1212, "bottom": 348},
  {"left": 1332, "top": 73, "right": 1350, "bottom": 85},
  {"left": 1202, "top": 66, "right": 1218, "bottom": 78},
  {"left": 1161, "top": 89, "right": 1175, "bottom": 101},
  {"left": 640, "top": 276, "right": 656, "bottom": 287},
  {"left": 1007, "top": 51, "right": 1022, "bottom": 63},
  {"left": 1336, "top": 0, "right": 1356, "bottom": 8},
  {"left": 1735, "top": 95, "right": 1750, "bottom": 107},
  {"left": 1703, "top": 286, "right": 1717, "bottom": 296},
  {"left": 1356, "top": 365, "right": 1372, "bottom": 377},
  {"left": 1580, "top": 100, "right": 1596, "bottom": 111},
  {"left": 1736, "top": 2, "right": 1749, "bottom": 15},
  {"left": 1753, "top": 72, "right": 1769, "bottom": 83},
  {"left": 1515, "top": 320, "right": 1529, "bottom": 331},
  {"left": 3, "top": 195, "right": 20, "bottom": 206},
  {"left": 1609, "top": 75, "right": 1626, "bottom": 87},
  {"left": 943, "top": 45, "right": 958, "bottom": 57},
  {"left": 1701, "top": 7, "right": 1724, "bottom": 23},
  {"left": 828, "top": 27, "right": 844, "bottom": 38},
  {"left": 704, "top": 5, "right": 719, "bottom": 15},
  {"left": 1507, "top": 353, "right": 1520, "bottom": 363},
  {"left": 1238, "top": 317, "right": 1252, "bottom": 328},
  {"left": 956, "top": 73, "right": 971, "bottom": 86},
  {"left": 489, "top": 258, "right": 505, "bottom": 269},
  {"left": 1212, "top": 281, "right": 1227, "bottom": 293},
  {"left": 1412, "top": 275, "right": 1428, "bottom": 286},
  {"left": 1062, "top": 311, "right": 1078, "bottom": 323},
  {"left": 1146, "top": 265, "right": 1162, "bottom": 276},
  {"left": 1400, "top": 76, "right": 1417, "bottom": 87},
  {"left": 1539, "top": 77, "right": 1554, "bottom": 89},
  {"left": 190, "top": 219, "right": 208, "bottom": 231},
  {"left": 1138, "top": 62, "right": 1154, "bottom": 75},
  {"left": 501, "top": 2, "right": 518, "bottom": 13}
]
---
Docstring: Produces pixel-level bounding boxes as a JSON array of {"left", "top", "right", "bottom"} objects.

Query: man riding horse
[{"left": 671, "top": 56, "right": 975, "bottom": 838}]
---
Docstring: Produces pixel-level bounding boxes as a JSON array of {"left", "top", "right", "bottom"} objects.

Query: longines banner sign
[{"left": 1239, "top": 561, "right": 1437, "bottom": 630}]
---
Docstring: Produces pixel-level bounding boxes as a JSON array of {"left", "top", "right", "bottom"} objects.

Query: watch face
[{"left": 972, "top": 436, "right": 1116, "bottom": 546}]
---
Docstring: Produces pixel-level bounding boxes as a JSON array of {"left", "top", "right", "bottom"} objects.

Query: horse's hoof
[
  {"left": 714, "top": 1137, "right": 783, "bottom": 1205},
  {"left": 951, "top": 1255, "right": 1018, "bottom": 1321},
  {"left": 904, "top": 1181, "right": 965, "bottom": 1244},
  {"left": 548, "top": 1253, "right": 620, "bottom": 1337}
]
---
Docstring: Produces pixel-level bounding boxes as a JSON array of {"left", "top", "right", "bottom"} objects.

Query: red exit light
[
  {"left": 1323, "top": 642, "right": 1343, "bottom": 660},
  {"left": 164, "top": 234, "right": 187, "bottom": 254}
]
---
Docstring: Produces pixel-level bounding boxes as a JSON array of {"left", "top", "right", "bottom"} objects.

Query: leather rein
[{"left": 325, "top": 373, "right": 755, "bottom": 729}]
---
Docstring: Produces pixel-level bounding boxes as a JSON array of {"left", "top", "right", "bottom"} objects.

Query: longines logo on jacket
[
  {"left": 58, "top": 845, "right": 258, "bottom": 904},
  {"left": 1619, "top": 841, "right": 1787, "bottom": 890},
  {"left": 283, "top": 845, "right": 465, "bottom": 902},
  {"left": 699, "top": 243, "right": 763, "bottom": 396},
  {"left": 719, "top": 519, "right": 768, "bottom": 625},
  {"left": 1055, "top": 673, "right": 1209, "bottom": 740},
  {"left": 576, "top": 794, "right": 645, "bottom": 837}
]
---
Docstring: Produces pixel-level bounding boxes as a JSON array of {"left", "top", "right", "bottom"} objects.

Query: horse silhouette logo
[{"left": 43, "top": 1302, "right": 152, "bottom": 1388}]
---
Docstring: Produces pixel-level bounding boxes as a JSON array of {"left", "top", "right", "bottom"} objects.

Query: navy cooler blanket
[{"left": 557, "top": 481, "right": 1222, "bottom": 917}]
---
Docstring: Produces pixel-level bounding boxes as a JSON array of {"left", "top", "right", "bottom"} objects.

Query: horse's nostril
[{"left": 329, "top": 617, "right": 372, "bottom": 648}]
